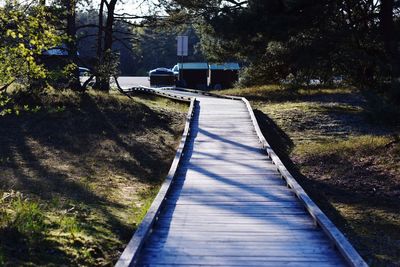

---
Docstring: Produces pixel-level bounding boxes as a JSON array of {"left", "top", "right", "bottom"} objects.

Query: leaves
[
  {"left": 177, "top": 0, "right": 399, "bottom": 89},
  {"left": 0, "top": 1, "right": 62, "bottom": 87}
]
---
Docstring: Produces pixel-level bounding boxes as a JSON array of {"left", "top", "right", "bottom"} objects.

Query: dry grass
[
  {"left": 216, "top": 85, "right": 400, "bottom": 266},
  {"left": 0, "top": 89, "right": 187, "bottom": 266}
]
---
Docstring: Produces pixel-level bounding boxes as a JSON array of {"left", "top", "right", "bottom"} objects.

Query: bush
[{"left": 363, "top": 90, "right": 400, "bottom": 126}]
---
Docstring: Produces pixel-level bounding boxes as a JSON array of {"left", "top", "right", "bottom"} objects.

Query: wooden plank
[
  {"left": 184, "top": 146, "right": 264, "bottom": 154},
  {"left": 187, "top": 154, "right": 270, "bottom": 160},
  {"left": 148, "top": 228, "right": 327, "bottom": 240},
  {"left": 154, "top": 219, "right": 316, "bottom": 228},
  {"left": 186, "top": 160, "right": 275, "bottom": 166},
  {"left": 193, "top": 128, "right": 257, "bottom": 133},
  {"left": 139, "top": 263, "right": 344, "bottom": 267},
  {"left": 178, "top": 169, "right": 279, "bottom": 176},
  {"left": 165, "top": 194, "right": 295, "bottom": 203},
  {"left": 138, "top": 255, "right": 346, "bottom": 265},
  {"left": 146, "top": 236, "right": 331, "bottom": 246},
  {"left": 188, "top": 142, "right": 262, "bottom": 149},
  {"left": 172, "top": 179, "right": 286, "bottom": 186},
  {"left": 184, "top": 163, "right": 276, "bottom": 170},
  {"left": 141, "top": 247, "right": 338, "bottom": 257},
  {"left": 159, "top": 207, "right": 308, "bottom": 217},
  {"left": 145, "top": 238, "right": 332, "bottom": 247},
  {"left": 159, "top": 214, "right": 312, "bottom": 223},
  {"left": 174, "top": 172, "right": 281, "bottom": 178},
  {"left": 174, "top": 175, "right": 283, "bottom": 180},
  {"left": 153, "top": 225, "right": 319, "bottom": 233},
  {"left": 191, "top": 137, "right": 260, "bottom": 142},
  {"left": 166, "top": 183, "right": 294, "bottom": 191},
  {"left": 166, "top": 190, "right": 296, "bottom": 199},
  {"left": 187, "top": 158, "right": 273, "bottom": 163}
]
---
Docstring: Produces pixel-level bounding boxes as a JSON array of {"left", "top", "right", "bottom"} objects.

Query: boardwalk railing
[
  {"left": 115, "top": 86, "right": 367, "bottom": 267},
  {"left": 123, "top": 86, "right": 192, "bottom": 102}
]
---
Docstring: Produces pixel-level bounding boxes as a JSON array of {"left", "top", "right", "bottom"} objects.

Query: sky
[
  {"left": 80, "top": 0, "right": 162, "bottom": 17},
  {"left": 0, "top": 0, "right": 162, "bottom": 16},
  {"left": 115, "top": 0, "right": 159, "bottom": 14}
]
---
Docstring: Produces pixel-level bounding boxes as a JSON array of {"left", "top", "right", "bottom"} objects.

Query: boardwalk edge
[
  {"left": 241, "top": 97, "right": 368, "bottom": 267},
  {"left": 115, "top": 97, "right": 197, "bottom": 267}
]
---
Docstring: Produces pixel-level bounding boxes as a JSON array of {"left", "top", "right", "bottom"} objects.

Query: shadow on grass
[
  {"left": 0, "top": 92, "right": 185, "bottom": 265},
  {"left": 0, "top": 227, "right": 72, "bottom": 266},
  {"left": 254, "top": 108, "right": 400, "bottom": 266},
  {"left": 254, "top": 109, "right": 294, "bottom": 154},
  {"left": 237, "top": 87, "right": 362, "bottom": 106}
]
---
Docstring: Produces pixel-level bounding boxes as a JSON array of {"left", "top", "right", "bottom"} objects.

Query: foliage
[
  {"left": 131, "top": 24, "right": 204, "bottom": 75},
  {"left": 0, "top": 90, "right": 43, "bottom": 117},
  {"left": 0, "top": 1, "right": 61, "bottom": 89},
  {"left": 171, "top": 0, "right": 400, "bottom": 96},
  {"left": 76, "top": 8, "right": 204, "bottom": 76}
]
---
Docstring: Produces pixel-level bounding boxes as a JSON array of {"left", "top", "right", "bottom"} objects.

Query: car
[
  {"left": 79, "top": 67, "right": 91, "bottom": 76},
  {"left": 333, "top": 76, "right": 344, "bottom": 85},
  {"left": 148, "top": 67, "right": 175, "bottom": 87},
  {"left": 309, "top": 79, "right": 321, "bottom": 85},
  {"left": 172, "top": 64, "right": 179, "bottom": 79}
]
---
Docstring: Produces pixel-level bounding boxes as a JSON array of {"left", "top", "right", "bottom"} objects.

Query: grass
[
  {"left": 0, "top": 88, "right": 187, "bottom": 266},
  {"left": 215, "top": 85, "right": 400, "bottom": 266}
]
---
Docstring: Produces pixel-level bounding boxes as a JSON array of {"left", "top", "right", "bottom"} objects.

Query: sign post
[
  {"left": 177, "top": 36, "right": 188, "bottom": 85},
  {"left": 177, "top": 35, "right": 188, "bottom": 57}
]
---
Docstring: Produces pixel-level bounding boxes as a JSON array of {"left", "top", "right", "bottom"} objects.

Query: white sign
[{"left": 177, "top": 35, "right": 188, "bottom": 56}]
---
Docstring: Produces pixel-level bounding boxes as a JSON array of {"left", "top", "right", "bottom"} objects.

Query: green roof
[
  {"left": 209, "top": 63, "right": 240, "bottom": 70},
  {"left": 178, "top": 62, "right": 209, "bottom": 70}
]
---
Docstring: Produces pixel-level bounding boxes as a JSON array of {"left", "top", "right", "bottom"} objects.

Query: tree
[
  {"left": 380, "top": 0, "right": 400, "bottom": 88},
  {"left": 0, "top": 0, "right": 61, "bottom": 91},
  {"left": 94, "top": 0, "right": 120, "bottom": 91},
  {"left": 64, "top": 0, "right": 82, "bottom": 90},
  {"left": 169, "top": 0, "right": 400, "bottom": 93}
]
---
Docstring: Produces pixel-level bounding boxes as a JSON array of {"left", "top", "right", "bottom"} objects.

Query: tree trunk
[
  {"left": 380, "top": 0, "right": 399, "bottom": 81},
  {"left": 95, "top": 0, "right": 105, "bottom": 90},
  {"left": 96, "top": 0, "right": 117, "bottom": 92},
  {"left": 65, "top": 0, "right": 81, "bottom": 90},
  {"left": 104, "top": 0, "right": 117, "bottom": 53}
]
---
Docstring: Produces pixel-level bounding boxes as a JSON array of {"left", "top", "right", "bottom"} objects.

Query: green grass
[
  {"left": 131, "top": 186, "right": 161, "bottom": 225},
  {"left": 0, "top": 89, "right": 188, "bottom": 266},
  {"left": 0, "top": 191, "right": 47, "bottom": 241},
  {"left": 215, "top": 85, "right": 400, "bottom": 266},
  {"left": 294, "top": 135, "right": 391, "bottom": 155}
]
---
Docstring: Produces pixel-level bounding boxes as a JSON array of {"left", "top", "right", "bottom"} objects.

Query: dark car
[{"left": 149, "top": 68, "right": 175, "bottom": 87}]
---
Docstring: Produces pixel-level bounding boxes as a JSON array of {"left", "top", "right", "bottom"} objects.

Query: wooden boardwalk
[{"left": 117, "top": 88, "right": 366, "bottom": 267}]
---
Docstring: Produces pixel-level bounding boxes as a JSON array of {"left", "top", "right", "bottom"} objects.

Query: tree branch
[
  {"left": 113, "top": 75, "right": 132, "bottom": 99},
  {"left": 76, "top": 24, "right": 100, "bottom": 30},
  {"left": 113, "top": 36, "right": 138, "bottom": 51},
  {"left": 0, "top": 79, "right": 16, "bottom": 92}
]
